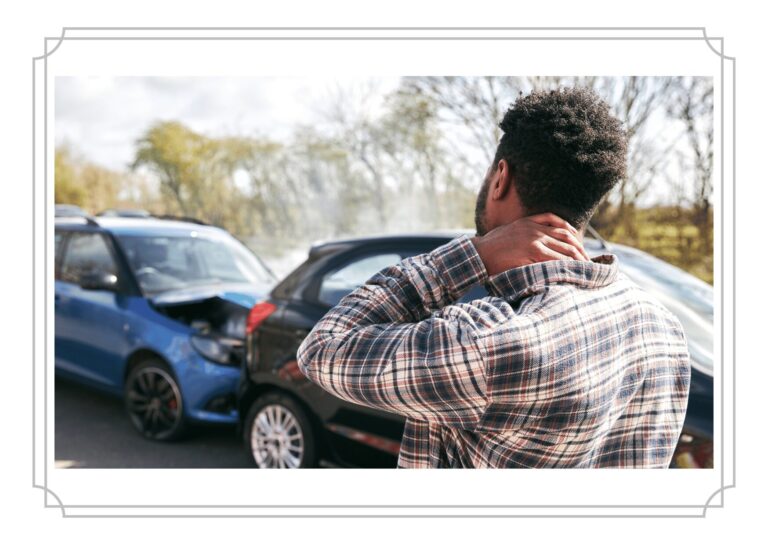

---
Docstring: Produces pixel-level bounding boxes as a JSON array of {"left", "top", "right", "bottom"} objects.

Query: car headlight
[{"left": 190, "top": 334, "right": 242, "bottom": 366}]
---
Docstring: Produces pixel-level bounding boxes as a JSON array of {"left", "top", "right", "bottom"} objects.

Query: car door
[{"left": 55, "top": 230, "right": 130, "bottom": 392}]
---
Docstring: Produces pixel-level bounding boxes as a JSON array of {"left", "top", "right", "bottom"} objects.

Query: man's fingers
[
  {"left": 541, "top": 236, "right": 588, "bottom": 261},
  {"left": 541, "top": 226, "right": 591, "bottom": 261},
  {"left": 526, "top": 213, "right": 578, "bottom": 234},
  {"left": 537, "top": 245, "right": 575, "bottom": 263}
]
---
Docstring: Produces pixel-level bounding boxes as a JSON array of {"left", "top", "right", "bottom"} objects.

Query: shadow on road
[{"left": 55, "top": 377, "right": 252, "bottom": 468}]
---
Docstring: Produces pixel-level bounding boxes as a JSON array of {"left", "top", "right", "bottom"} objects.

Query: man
[{"left": 297, "top": 87, "right": 691, "bottom": 468}]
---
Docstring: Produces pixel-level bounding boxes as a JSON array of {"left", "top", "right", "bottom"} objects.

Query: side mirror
[{"left": 80, "top": 271, "right": 119, "bottom": 292}]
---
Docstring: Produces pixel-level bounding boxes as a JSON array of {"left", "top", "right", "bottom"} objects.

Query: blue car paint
[
  {"left": 150, "top": 283, "right": 264, "bottom": 308},
  {"left": 122, "top": 295, "right": 243, "bottom": 423},
  {"left": 55, "top": 282, "right": 134, "bottom": 390},
  {"left": 54, "top": 218, "right": 273, "bottom": 426}
]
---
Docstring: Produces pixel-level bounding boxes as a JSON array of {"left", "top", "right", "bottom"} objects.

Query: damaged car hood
[{"left": 149, "top": 282, "right": 269, "bottom": 309}]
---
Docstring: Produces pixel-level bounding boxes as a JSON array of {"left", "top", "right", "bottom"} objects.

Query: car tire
[
  {"left": 124, "top": 358, "right": 187, "bottom": 441},
  {"left": 243, "top": 392, "right": 317, "bottom": 468}
]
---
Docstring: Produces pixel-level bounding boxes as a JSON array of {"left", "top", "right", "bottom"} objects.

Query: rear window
[
  {"left": 318, "top": 253, "right": 403, "bottom": 307},
  {"left": 271, "top": 255, "right": 320, "bottom": 300}
]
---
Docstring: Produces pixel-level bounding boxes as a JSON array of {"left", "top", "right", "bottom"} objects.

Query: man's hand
[{"left": 471, "top": 213, "right": 590, "bottom": 277}]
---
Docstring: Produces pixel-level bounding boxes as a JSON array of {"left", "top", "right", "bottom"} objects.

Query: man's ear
[{"left": 492, "top": 159, "right": 513, "bottom": 200}]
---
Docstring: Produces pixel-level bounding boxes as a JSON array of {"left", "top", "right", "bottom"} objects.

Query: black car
[{"left": 238, "top": 233, "right": 713, "bottom": 469}]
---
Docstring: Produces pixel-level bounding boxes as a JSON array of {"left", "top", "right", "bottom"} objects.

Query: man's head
[{"left": 474, "top": 87, "right": 627, "bottom": 236}]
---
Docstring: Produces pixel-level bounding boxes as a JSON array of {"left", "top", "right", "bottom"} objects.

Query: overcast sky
[{"left": 55, "top": 76, "right": 401, "bottom": 170}]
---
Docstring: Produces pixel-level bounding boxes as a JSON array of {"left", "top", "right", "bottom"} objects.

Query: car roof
[
  {"left": 54, "top": 216, "right": 228, "bottom": 237},
  {"left": 309, "top": 230, "right": 475, "bottom": 257}
]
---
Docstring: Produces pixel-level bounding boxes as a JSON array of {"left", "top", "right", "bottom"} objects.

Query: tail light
[{"left": 246, "top": 302, "right": 277, "bottom": 335}]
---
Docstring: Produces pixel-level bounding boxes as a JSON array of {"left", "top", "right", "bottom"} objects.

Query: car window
[
  {"left": 54, "top": 231, "right": 66, "bottom": 279},
  {"left": 55, "top": 231, "right": 65, "bottom": 257},
  {"left": 116, "top": 233, "right": 275, "bottom": 294},
  {"left": 201, "top": 242, "right": 247, "bottom": 279},
  {"left": 318, "top": 253, "right": 403, "bottom": 307},
  {"left": 60, "top": 232, "right": 117, "bottom": 285}
]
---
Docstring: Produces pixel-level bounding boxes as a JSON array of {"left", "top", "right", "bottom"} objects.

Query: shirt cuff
[{"left": 430, "top": 234, "right": 489, "bottom": 298}]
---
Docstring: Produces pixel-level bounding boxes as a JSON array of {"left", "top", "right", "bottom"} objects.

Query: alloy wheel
[
  {"left": 250, "top": 404, "right": 305, "bottom": 468},
  {"left": 126, "top": 367, "right": 183, "bottom": 440}
]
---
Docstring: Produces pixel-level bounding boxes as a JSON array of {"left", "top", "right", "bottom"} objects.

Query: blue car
[{"left": 54, "top": 215, "right": 276, "bottom": 440}]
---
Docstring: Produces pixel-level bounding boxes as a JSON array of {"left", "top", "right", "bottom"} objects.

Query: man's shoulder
[
  {"left": 612, "top": 271, "right": 675, "bottom": 314},
  {"left": 430, "top": 267, "right": 685, "bottom": 340},
  {"left": 611, "top": 271, "right": 689, "bottom": 343},
  {"left": 436, "top": 271, "right": 638, "bottom": 328}
]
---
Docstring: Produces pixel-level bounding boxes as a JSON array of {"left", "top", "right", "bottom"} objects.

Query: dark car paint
[
  {"left": 240, "top": 235, "right": 713, "bottom": 468},
  {"left": 240, "top": 246, "right": 404, "bottom": 466},
  {"left": 684, "top": 366, "right": 714, "bottom": 439}
]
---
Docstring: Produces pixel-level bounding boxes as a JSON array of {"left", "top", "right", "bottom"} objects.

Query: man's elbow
[
  {"left": 296, "top": 335, "right": 316, "bottom": 379},
  {"left": 296, "top": 329, "right": 334, "bottom": 380}
]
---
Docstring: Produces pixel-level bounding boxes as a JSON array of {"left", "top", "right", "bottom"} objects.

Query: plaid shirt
[{"left": 297, "top": 235, "right": 691, "bottom": 468}]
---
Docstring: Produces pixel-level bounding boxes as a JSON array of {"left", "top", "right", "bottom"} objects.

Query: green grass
[{"left": 599, "top": 207, "right": 713, "bottom": 285}]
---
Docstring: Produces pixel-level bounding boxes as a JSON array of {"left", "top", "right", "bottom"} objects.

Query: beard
[{"left": 473, "top": 173, "right": 491, "bottom": 236}]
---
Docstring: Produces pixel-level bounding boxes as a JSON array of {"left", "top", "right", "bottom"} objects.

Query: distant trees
[
  {"left": 398, "top": 76, "right": 523, "bottom": 168},
  {"left": 132, "top": 121, "right": 241, "bottom": 228},
  {"left": 129, "top": 121, "right": 367, "bottom": 243},
  {"left": 54, "top": 146, "right": 86, "bottom": 205},
  {"left": 55, "top": 145, "right": 122, "bottom": 212},
  {"left": 320, "top": 79, "right": 479, "bottom": 232},
  {"left": 594, "top": 76, "right": 675, "bottom": 239}
]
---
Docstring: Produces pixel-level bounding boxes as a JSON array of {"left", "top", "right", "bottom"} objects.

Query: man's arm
[
  {"left": 297, "top": 214, "right": 587, "bottom": 427},
  {"left": 296, "top": 235, "right": 491, "bottom": 427}
]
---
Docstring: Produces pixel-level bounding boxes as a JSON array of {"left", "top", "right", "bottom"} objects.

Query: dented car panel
[{"left": 124, "top": 296, "right": 244, "bottom": 423}]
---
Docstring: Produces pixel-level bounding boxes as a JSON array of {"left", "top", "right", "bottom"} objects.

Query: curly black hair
[{"left": 492, "top": 87, "right": 627, "bottom": 229}]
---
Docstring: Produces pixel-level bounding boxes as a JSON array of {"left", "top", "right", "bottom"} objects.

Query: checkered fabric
[{"left": 297, "top": 235, "right": 691, "bottom": 468}]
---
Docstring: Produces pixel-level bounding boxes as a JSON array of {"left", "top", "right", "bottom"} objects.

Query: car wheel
[
  {"left": 124, "top": 358, "right": 187, "bottom": 441},
  {"left": 244, "top": 392, "right": 317, "bottom": 468}
]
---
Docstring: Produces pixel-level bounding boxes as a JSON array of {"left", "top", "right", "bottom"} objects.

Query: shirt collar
[{"left": 485, "top": 254, "right": 620, "bottom": 301}]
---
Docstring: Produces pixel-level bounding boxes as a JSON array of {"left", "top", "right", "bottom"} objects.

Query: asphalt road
[{"left": 55, "top": 377, "right": 253, "bottom": 468}]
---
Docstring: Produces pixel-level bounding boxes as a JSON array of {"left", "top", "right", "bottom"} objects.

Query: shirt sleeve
[{"left": 296, "top": 235, "right": 490, "bottom": 428}]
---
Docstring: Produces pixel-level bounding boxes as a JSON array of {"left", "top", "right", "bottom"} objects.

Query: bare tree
[
  {"left": 607, "top": 77, "right": 675, "bottom": 236},
  {"left": 397, "top": 76, "right": 524, "bottom": 169},
  {"left": 667, "top": 77, "right": 714, "bottom": 250},
  {"left": 318, "top": 80, "right": 390, "bottom": 226}
]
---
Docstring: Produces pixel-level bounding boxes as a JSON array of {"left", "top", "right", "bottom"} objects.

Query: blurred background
[{"left": 55, "top": 75, "right": 714, "bottom": 283}]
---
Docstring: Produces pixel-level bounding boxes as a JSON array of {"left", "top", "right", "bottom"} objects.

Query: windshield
[{"left": 117, "top": 232, "right": 275, "bottom": 295}]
